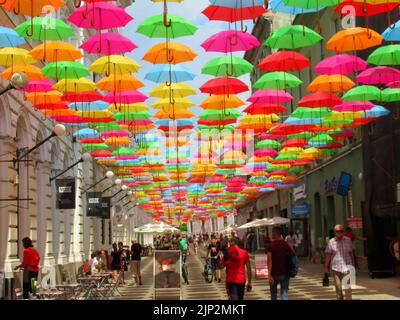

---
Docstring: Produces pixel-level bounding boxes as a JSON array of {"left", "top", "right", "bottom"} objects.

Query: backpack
[{"left": 287, "top": 254, "right": 299, "bottom": 278}]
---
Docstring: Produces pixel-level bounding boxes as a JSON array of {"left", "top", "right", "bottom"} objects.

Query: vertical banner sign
[
  {"left": 56, "top": 178, "right": 76, "bottom": 209},
  {"left": 254, "top": 254, "right": 269, "bottom": 279},
  {"left": 101, "top": 197, "right": 111, "bottom": 219},
  {"left": 86, "top": 192, "right": 102, "bottom": 217},
  {"left": 337, "top": 171, "right": 352, "bottom": 196}
]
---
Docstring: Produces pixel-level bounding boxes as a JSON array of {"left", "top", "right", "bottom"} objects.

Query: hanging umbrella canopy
[
  {"left": 199, "top": 109, "right": 241, "bottom": 120},
  {"left": 201, "top": 95, "right": 244, "bottom": 109},
  {"left": 2, "top": 0, "right": 64, "bottom": 17},
  {"left": 1, "top": 64, "right": 44, "bottom": 80},
  {"left": 356, "top": 66, "right": 400, "bottom": 85},
  {"left": 291, "top": 107, "right": 332, "bottom": 118},
  {"left": 201, "top": 30, "right": 260, "bottom": 52},
  {"left": 80, "top": 33, "right": 137, "bottom": 55},
  {"left": 315, "top": 54, "right": 367, "bottom": 74},
  {"left": 152, "top": 97, "right": 195, "bottom": 109},
  {"left": 63, "top": 91, "right": 104, "bottom": 102},
  {"left": 269, "top": 0, "right": 325, "bottom": 14},
  {"left": 154, "top": 107, "right": 195, "bottom": 119},
  {"left": 30, "top": 41, "right": 82, "bottom": 62},
  {"left": 53, "top": 78, "right": 96, "bottom": 92},
  {"left": 332, "top": 100, "right": 375, "bottom": 112},
  {"left": 26, "top": 90, "right": 62, "bottom": 104},
  {"left": 42, "top": 61, "right": 89, "bottom": 79},
  {"left": 145, "top": 64, "right": 195, "bottom": 83},
  {"left": 335, "top": 1, "right": 399, "bottom": 17},
  {"left": 327, "top": 27, "right": 383, "bottom": 52},
  {"left": 258, "top": 50, "right": 310, "bottom": 71},
  {"left": 90, "top": 55, "right": 141, "bottom": 75},
  {"left": 202, "top": 56, "right": 253, "bottom": 77},
  {"left": 96, "top": 74, "right": 144, "bottom": 91},
  {"left": 265, "top": 25, "right": 323, "bottom": 49},
  {"left": 23, "top": 79, "right": 53, "bottom": 93},
  {"left": 367, "top": 44, "right": 400, "bottom": 66},
  {"left": 381, "top": 88, "right": 400, "bottom": 102},
  {"left": 202, "top": 4, "right": 266, "bottom": 22},
  {"left": 247, "top": 89, "right": 293, "bottom": 104},
  {"left": 150, "top": 82, "right": 196, "bottom": 98},
  {"left": 15, "top": 17, "right": 73, "bottom": 40},
  {"left": 0, "top": 26, "right": 25, "bottom": 47},
  {"left": 68, "top": 3, "right": 133, "bottom": 29},
  {"left": 243, "top": 103, "right": 287, "bottom": 114},
  {"left": 200, "top": 77, "right": 248, "bottom": 94},
  {"left": 342, "top": 85, "right": 382, "bottom": 101},
  {"left": 103, "top": 90, "right": 148, "bottom": 104},
  {"left": 253, "top": 71, "right": 302, "bottom": 89},
  {"left": 137, "top": 14, "right": 197, "bottom": 38},
  {"left": 382, "top": 20, "right": 400, "bottom": 41},
  {"left": 307, "top": 74, "right": 356, "bottom": 92},
  {"left": 143, "top": 42, "right": 197, "bottom": 64},
  {"left": 298, "top": 92, "right": 342, "bottom": 107},
  {"left": 0, "top": 47, "right": 36, "bottom": 66}
]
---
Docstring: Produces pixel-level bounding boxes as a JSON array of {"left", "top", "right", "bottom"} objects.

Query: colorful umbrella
[
  {"left": 327, "top": 27, "right": 383, "bottom": 52},
  {"left": 258, "top": 51, "right": 310, "bottom": 71},
  {"left": 201, "top": 56, "right": 253, "bottom": 77},
  {"left": 314, "top": 54, "right": 367, "bottom": 74},
  {"left": 0, "top": 47, "right": 36, "bottom": 66},
  {"left": 307, "top": 74, "right": 356, "bottom": 92},
  {"left": 265, "top": 25, "right": 323, "bottom": 49},
  {"left": 90, "top": 55, "right": 141, "bottom": 75},
  {"left": 145, "top": 64, "right": 195, "bottom": 83},
  {"left": 201, "top": 30, "right": 260, "bottom": 52},
  {"left": 0, "top": 26, "right": 25, "bottom": 47},
  {"left": 202, "top": 4, "right": 266, "bottom": 22},
  {"left": 342, "top": 85, "right": 382, "bottom": 101},
  {"left": 137, "top": 14, "right": 197, "bottom": 38},
  {"left": 15, "top": 17, "right": 73, "bottom": 40},
  {"left": 80, "top": 33, "right": 137, "bottom": 55},
  {"left": 298, "top": 92, "right": 342, "bottom": 107},
  {"left": 367, "top": 45, "right": 400, "bottom": 65},
  {"left": 253, "top": 71, "right": 303, "bottom": 89},
  {"left": 42, "top": 61, "right": 89, "bottom": 79},
  {"left": 2, "top": 0, "right": 64, "bottom": 17},
  {"left": 30, "top": 41, "right": 82, "bottom": 61},
  {"left": 96, "top": 74, "right": 144, "bottom": 91},
  {"left": 143, "top": 42, "right": 197, "bottom": 64},
  {"left": 200, "top": 77, "right": 248, "bottom": 94},
  {"left": 356, "top": 66, "right": 400, "bottom": 85}
]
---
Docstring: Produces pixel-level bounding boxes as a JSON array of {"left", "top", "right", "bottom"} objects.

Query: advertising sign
[
  {"left": 254, "top": 254, "right": 269, "bottom": 279},
  {"left": 293, "top": 184, "right": 307, "bottom": 202},
  {"left": 346, "top": 217, "right": 363, "bottom": 229},
  {"left": 292, "top": 203, "right": 310, "bottom": 217},
  {"left": 86, "top": 192, "right": 102, "bottom": 217},
  {"left": 100, "top": 197, "right": 111, "bottom": 219},
  {"left": 337, "top": 171, "right": 352, "bottom": 196},
  {"left": 55, "top": 178, "right": 76, "bottom": 209}
]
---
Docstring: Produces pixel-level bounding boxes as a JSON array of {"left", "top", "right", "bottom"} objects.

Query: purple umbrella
[
  {"left": 201, "top": 30, "right": 260, "bottom": 53},
  {"left": 356, "top": 66, "right": 400, "bottom": 85},
  {"left": 80, "top": 33, "right": 137, "bottom": 55},
  {"left": 104, "top": 90, "right": 148, "bottom": 104},
  {"left": 315, "top": 54, "right": 367, "bottom": 75}
]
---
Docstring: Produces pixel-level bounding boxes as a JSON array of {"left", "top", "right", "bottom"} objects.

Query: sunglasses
[{"left": 335, "top": 230, "right": 344, "bottom": 233}]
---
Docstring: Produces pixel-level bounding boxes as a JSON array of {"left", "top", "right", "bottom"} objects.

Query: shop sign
[
  {"left": 292, "top": 203, "right": 310, "bottom": 217},
  {"left": 100, "top": 197, "right": 111, "bottom": 219},
  {"left": 324, "top": 177, "right": 338, "bottom": 194},
  {"left": 293, "top": 184, "right": 307, "bottom": 202},
  {"left": 254, "top": 254, "right": 268, "bottom": 279},
  {"left": 55, "top": 178, "right": 76, "bottom": 209},
  {"left": 346, "top": 217, "right": 363, "bottom": 229},
  {"left": 86, "top": 192, "right": 102, "bottom": 217},
  {"left": 337, "top": 171, "right": 352, "bottom": 196}
]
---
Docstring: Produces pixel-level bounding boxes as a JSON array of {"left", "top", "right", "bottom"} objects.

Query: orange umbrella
[
  {"left": 96, "top": 74, "right": 144, "bottom": 91},
  {"left": 1, "top": 0, "right": 64, "bottom": 17},
  {"left": 30, "top": 41, "right": 82, "bottom": 62},
  {"left": 104, "top": 137, "right": 132, "bottom": 146},
  {"left": 200, "top": 94, "right": 244, "bottom": 109},
  {"left": 1, "top": 65, "right": 44, "bottom": 80},
  {"left": 154, "top": 107, "right": 195, "bottom": 119},
  {"left": 42, "top": 108, "right": 76, "bottom": 117},
  {"left": 327, "top": 27, "right": 383, "bottom": 52},
  {"left": 27, "top": 90, "right": 62, "bottom": 104},
  {"left": 143, "top": 41, "right": 197, "bottom": 64},
  {"left": 307, "top": 74, "right": 356, "bottom": 92}
]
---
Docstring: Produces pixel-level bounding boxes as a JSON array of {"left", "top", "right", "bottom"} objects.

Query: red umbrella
[
  {"left": 335, "top": 1, "right": 398, "bottom": 17},
  {"left": 298, "top": 92, "right": 342, "bottom": 108},
  {"left": 63, "top": 91, "right": 104, "bottom": 102},
  {"left": 243, "top": 103, "right": 287, "bottom": 114},
  {"left": 200, "top": 77, "right": 248, "bottom": 95},
  {"left": 282, "top": 138, "right": 308, "bottom": 148},
  {"left": 197, "top": 119, "right": 237, "bottom": 125},
  {"left": 202, "top": 5, "right": 266, "bottom": 23},
  {"left": 268, "top": 123, "right": 317, "bottom": 135},
  {"left": 79, "top": 138, "right": 105, "bottom": 144},
  {"left": 92, "top": 149, "right": 113, "bottom": 157},
  {"left": 258, "top": 51, "right": 310, "bottom": 72}
]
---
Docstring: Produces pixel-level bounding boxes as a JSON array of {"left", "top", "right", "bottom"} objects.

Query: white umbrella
[
  {"left": 218, "top": 225, "right": 237, "bottom": 234},
  {"left": 237, "top": 219, "right": 264, "bottom": 229},
  {"left": 134, "top": 222, "right": 179, "bottom": 233},
  {"left": 266, "top": 216, "right": 290, "bottom": 226}
]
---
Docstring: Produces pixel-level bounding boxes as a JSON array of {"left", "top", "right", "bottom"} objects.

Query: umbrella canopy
[
  {"left": 90, "top": 55, "right": 141, "bottom": 75},
  {"left": 247, "top": 89, "right": 293, "bottom": 104},
  {"left": 356, "top": 66, "right": 400, "bottom": 85},
  {"left": 200, "top": 77, "right": 248, "bottom": 94},
  {"left": 298, "top": 92, "right": 342, "bottom": 107},
  {"left": 0, "top": 47, "right": 36, "bottom": 66},
  {"left": 2, "top": 0, "right": 64, "bottom": 17},
  {"left": 265, "top": 25, "right": 323, "bottom": 49},
  {"left": 42, "top": 61, "right": 89, "bottom": 79},
  {"left": 315, "top": 54, "right": 367, "bottom": 74},
  {"left": 96, "top": 74, "right": 144, "bottom": 91},
  {"left": 1, "top": 64, "right": 44, "bottom": 80},
  {"left": 327, "top": 27, "right": 383, "bottom": 52},
  {"left": 253, "top": 71, "right": 303, "bottom": 89},
  {"left": 145, "top": 64, "right": 195, "bottom": 83},
  {"left": 202, "top": 56, "right": 253, "bottom": 77},
  {"left": 150, "top": 83, "right": 196, "bottom": 98},
  {"left": 342, "top": 85, "right": 382, "bottom": 101},
  {"left": 201, "top": 95, "right": 244, "bottom": 109},
  {"left": 258, "top": 50, "right": 310, "bottom": 71},
  {"left": 382, "top": 20, "right": 400, "bottom": 41},
  {"left": 104, "top": 90, "right": 148, "bottom": 104},
  {"left": 367, "top": 45, "right": 400, "bottom": 65},
  {"left": 201, "top": 30, "right": 260, "bottom": 52},
  {"left": 335, "top": 1, "right": 398, "bottom": 17},
  {"left": 15, "top": 17, "right": 73, "bottom": 40},
  {"left": 80, "top": 33, "right": 137, "bottom": 55},
  {"left": 30, "top": 41, "right": 82, "bottom": 61},
  {"left": 143, "top": 42, "right": 197, "bottom": 64},
  {"left": 202, "top": 4, "right": 266, "bottom": 22},
  {"left": 0, "top": 26, "right": 25, "bottom": 47},
  {"left": 53, "top": 78, "right": 96, "bottom": 92},
  {"left": 307, "top": 74, "right": 356, "bottom": 92},
  {"left": 137, "top": 14, "right": 197, "bottom": 38},
  {"left": 283, "top": 0, "right": 339, "bottom": 8}
]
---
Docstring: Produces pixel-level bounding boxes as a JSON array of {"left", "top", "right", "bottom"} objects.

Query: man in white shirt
[
  {"left": 285, "top": 231, "right": 298, "bottom": 253},
  {"left": 90, "top": 251, "right": 101, "bottom": 274}
]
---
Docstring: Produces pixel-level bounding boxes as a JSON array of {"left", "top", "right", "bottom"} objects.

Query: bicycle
[
  {"left": 181, "top": 251, "right": 189, "bottom": 285},
  {"left": 203, "top": 255, "right": 220, "bottom": 283}
]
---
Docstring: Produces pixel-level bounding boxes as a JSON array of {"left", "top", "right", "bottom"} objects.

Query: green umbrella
[
  {"left": 286, "top": 132, "right": 314, "bottom": 139},
  {"left": 82, "top": 143, "right": 109, "bottom": 150},
  {"left": 382, "top": 88, "right": 400, "bottom": 102},
  {"left": 15, "top": 17, "right": 73, "bottom": 40},
  {"left": 198, "top": 124, "right": 235, "bottom": 131},
  {"left": 42, "top": 61, "right": 89, "bottom": 79},
  {"left": 275, "top": 153, "right": 298, "bottom": 161},
  {"left": 254, "top": 71, "right": 302, "bottom": 89},
  {"left": 201, "top": 56, "right": 253, "bottom": 77},
  {"left": 342, "top": 85, "right": 381, "bottom": 101},
  {"left": 198, "top": 109, "right": 241, "bottom": 120},
  {"left": 283, "top": 0, "right": 339, "bottom": 9},
  {"left": 291, "top": 107, "right": 332, "bottom": 118},
  {"left": 320, "top": 119, "right": 353, "bottom": 127},
  {"left": 288, "top": 166, "right": 304, "bottom": 174},
  {"left": 255, "top": 139, "right": 281, "bottom": 149},
  {"left": 137, "top": 14, "right": 197, "bottom": 39},
  {"left": 264, "top": 25, "right": 323, "bottom": 49},
  {"left": 309, "top": 134, "right": 334, "bottom": 147},
  {"left": 112, "top": 147, "right": 135, "bottom": 156},
  {"left": 113, "top": 111, "right": 152, "bottom": 121},
  {"left": 94, "top": 123, "right": 121, "bottom": 131},
  {"left": 367, "top": 45, "right": 400, "bottom": 66}
]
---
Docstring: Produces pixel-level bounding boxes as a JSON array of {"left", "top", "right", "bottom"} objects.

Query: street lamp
[
  {"left": 101, "top": 178, "right": 122, "bottom": 194},
  {"left": 82, "top": 170, "right": 114, "bottom": 193},
  {"left": 14, "top": 124, "right": 66, "bottom": 165},
  {"left": 49, "top": 152, "right": 91, "bottom": 182},
  {"left": 0, "top": 72, "right": 29, "bottom": 96},
  {"left": 110, "top": 185, "right": 128, "bottom": 202}
]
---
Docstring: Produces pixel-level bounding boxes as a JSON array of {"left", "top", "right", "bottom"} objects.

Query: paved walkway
[{"left": 114, "top": 246, "right": 400, "bottom": 300}]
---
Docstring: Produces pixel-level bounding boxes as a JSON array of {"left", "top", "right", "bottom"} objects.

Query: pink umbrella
[
  {"left": 201, "top": 30, "right": 260, "bottom": 53},
  {"left": 259, "top": 133, "right": 286, "bottom": 140},
  {"left": 315, "top": 54, "right": 367, "bottom": 75},
  {"left": 103, "top": 90, "right": 148, "bottom": 104},
  {"left": 116, "top": 119, "right": 154, "bottom": 125},
  {"left": 387, "top": 81, "right": 400, "bottom": 88},
  {"left": 254, "top": 149, "right": 278, "bottom": 157},
  {"left": 100, "top": 130, "right": 130, "bottom": 137},
  {"left": 68, "top": 3, "right": 133, "bottom": 30},
  {"left": 247, "top": 90, "right": 293, "bottom": 104},
  {"left": 356, "top": 66, "right": 400, "bottom": 85},
  {"left": 80, "top": 33, "right": 137, "bottom": 55},
  {"left": 23, "top": 79, "right": 53, "bottom": 93},
  {"left": 114, "top": 155, "right": 138, "bottom": 160},
  {"left": 332, "top": 101, "right": 374, "bottom": 112}
]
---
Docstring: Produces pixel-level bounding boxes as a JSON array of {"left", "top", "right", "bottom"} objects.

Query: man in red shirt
[{"left": 221, "top": 237, "right": 252, "bottom": 300}]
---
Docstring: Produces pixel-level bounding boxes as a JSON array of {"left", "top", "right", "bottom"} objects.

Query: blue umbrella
[
  {"left": 155, "top": 119, "right": 194, "bottom": 126},
  {"left": 73, "top": 128, "right": 100, "bottom": 139},
  {"left": 0, "top": 26, "right": 25, "bottom": 47},
  {"left": 269, "top": 0, "right": 324, "bottom": 14},
  {"left": 285, "top": 117, "right": 323, "bottom": 125},
  {"left": 209, "top": 0, "right": 264, "bottom": 7},
  {"left": 69, "top": 101, "right": 109, "bottom": 111},
  {"left": 362, "top": 105, "right": 390, "bottom": 118},
  {"left": 145, "top": 64, "right": 196, "bottom": 83},
  {"left": 382, "top": 21, "right": 400, "bottom": 42}
]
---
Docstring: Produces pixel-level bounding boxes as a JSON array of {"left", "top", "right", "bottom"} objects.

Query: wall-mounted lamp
[
  {"left": 49, "top": 152, "right": 91, "bottom": 182},
  {"left": 0, "top": 72, "right": 29, "bottom": 96},
  {"left": 82, "top": 170, "right": 114, "bottom": 194},
  {"left": 101, "top": 178, "right": 122, "bottom": 194}
]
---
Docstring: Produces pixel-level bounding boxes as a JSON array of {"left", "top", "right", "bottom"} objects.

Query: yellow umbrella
[
  {"left": 53, "top": 78, "right": 96, "bottom": 92},
  {"left": 96, "top": 74, "right": 144, "bottom": 91},
  {"left": 143, "top": 41, "right": 197, "bottom": 64},
  {"left": 325, "top": 111, "right": 363, "bottom": 120},
  {"left": 150, "top": 82, "right": 196, "bottom": 98},
  {"left": 152, "top": 97, "right": 195, "bottom": 109},
  {"left": 0, "top": 48, "right": 36, "bottom": 66},
  {"left": 108, "top": 103, "right": 149, "bottom": 113},
  {"left": 30, "top": 41, "right": 82, "bottom": 62},
  {"left": 236, "top": 114, "right": 280, "bottom": 130},
  {"left": 200, "top": 94, "right": 244, "bottom": 109},
  {"left": 77, "top": 110, "right": 114, "bottom": 119},
  {"left": 90, "top": 55, "right": 141, "bottom": 75},
  {"left": 1, "top": 65, "right": 44, "bottom": 80},
  {"left": 154, "top": 107, "right": 195, "bottom": 119}
]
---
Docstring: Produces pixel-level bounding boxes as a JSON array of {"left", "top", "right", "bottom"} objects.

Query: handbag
[{"left": 322, "top": 273, "right": 330, "bottom": 287}]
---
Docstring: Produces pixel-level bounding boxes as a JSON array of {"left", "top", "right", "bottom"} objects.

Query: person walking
[
  {"left": 221, "top": 237, "right": 252, "bottom": 300},
  {"left": 207, "top": 236, "right": 222, "bottom": 282},
  {"left": 285, "top": 231, "right": 299, "bottom": 253},
  {"left": 110, "top": 243, "right": 122, "bottom": 284},
  {"left": 324, "top": 224, "right": 355, "bottom": 300},
  {"left": 267, "top": 227, "right": 294, "bottom": 300},
  {"left": 14, "top": 237, "right": 40, "bottom": 299},
  {"left": 130, "top": 239, "right": 143, "bottom": 286}
]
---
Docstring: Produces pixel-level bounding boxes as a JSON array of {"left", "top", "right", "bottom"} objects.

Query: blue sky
[{"left": 121, "top": 0, "right": 254, "bottom": 116}]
